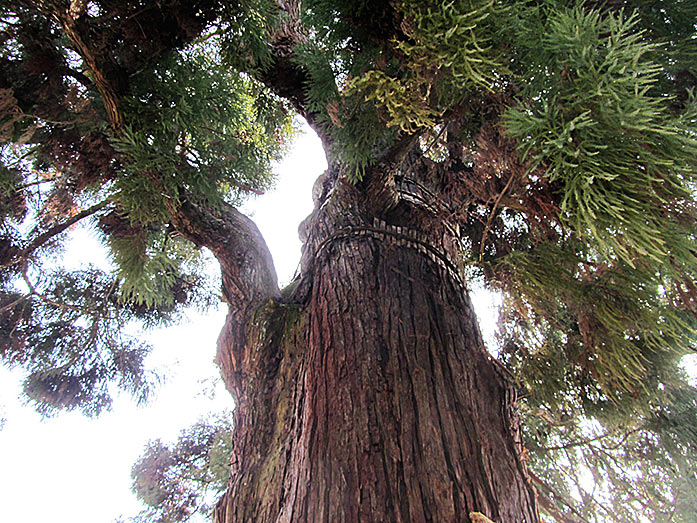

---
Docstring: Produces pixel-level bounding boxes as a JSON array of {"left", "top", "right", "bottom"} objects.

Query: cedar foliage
[
  {"left": 0, "top": 0, "right": 292, "bottom": 416},
  {"left": 1, "top": 0, "right": 697, "bottom": 520}
]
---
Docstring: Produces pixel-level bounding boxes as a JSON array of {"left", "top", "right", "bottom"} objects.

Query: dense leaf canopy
[{"left": 1, "top": 0, "right": 696, "bottom": 520}]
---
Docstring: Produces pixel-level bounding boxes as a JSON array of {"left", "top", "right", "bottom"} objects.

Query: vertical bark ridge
[{"left": 210, "top": 159, "right": 538, "bottom": 522}]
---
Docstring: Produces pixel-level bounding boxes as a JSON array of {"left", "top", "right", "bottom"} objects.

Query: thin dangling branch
[
  {"left": 1, "top": 200, "right": 108, "bottom": 270},
  {"left": 21, "top": 0, "right": 125, "bottom": 131},
  {"left": 479, "top": 168, "right": 518, "bottom": 260}
]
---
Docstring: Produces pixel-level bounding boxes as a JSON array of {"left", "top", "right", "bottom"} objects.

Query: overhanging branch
[{"left": 1, "top": 200, "right": 108, "bottom": 270}]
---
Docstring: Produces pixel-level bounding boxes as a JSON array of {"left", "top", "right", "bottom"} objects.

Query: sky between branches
[{"left": 0, "top": 125, "right": 330, "bottom": 523}]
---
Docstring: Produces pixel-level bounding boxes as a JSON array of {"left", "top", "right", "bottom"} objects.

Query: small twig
[
  {"left": 487, "top": 352, "right": 516, "bottom": 381},
  {"left": 600, "top": 427, "right": 642, "bottom": 451},
  {"left": 0, "top": 292, "right": 32, "bottom": 314},
  {"left": 21, "top": 266, "right": 90, "bottom": 315},
  {"left": 666, "top": 490, "right": 679, "bottom": 522},
  {"left": 1, "top": 200, "right": 108, "bottom": 270},
  {"left": 535, "top": 489, "right": 585, "bottom": 523},
  {"left": 562, "top": 447, "right": 623, "bottom": 523},
  {"left": 536, "top": 427, "right": 641, "bottom": 453},
  {"left": 422, "top": 124, "right": 447, "bottom": 156},
  {"left": 15, "top": 177, "right": 58, "bottom": 190},
  {"left": 528, "top": 470, "right": 591, "bottom": 523},
  {"left": 229, "top": 181, "right": 265, "bottom": 195},
  {"left": 479, "top": 169, "right": 519, "bottom": 260},
  {"left": 22, "top": 113, "right": 78, "bottom": 126}
]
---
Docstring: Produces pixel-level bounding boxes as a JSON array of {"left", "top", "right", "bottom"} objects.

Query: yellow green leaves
[
  {"left": 344, "top": 70, "right": 440, "bottom": 133},
  {"left": 343, "top": 0, "right": 504, "bottom": 135},
  {"left": 397, "top": 0, "right": 503, "bottom": 91}
]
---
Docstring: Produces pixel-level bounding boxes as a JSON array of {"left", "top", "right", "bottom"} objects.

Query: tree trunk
[{"left": 211, "top": 166, "right": 539, "bottom": 522}]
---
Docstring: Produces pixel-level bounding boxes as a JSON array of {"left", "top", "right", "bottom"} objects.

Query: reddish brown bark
[{"left": 207, "top": 167, "right": 539, "bottom": 522}]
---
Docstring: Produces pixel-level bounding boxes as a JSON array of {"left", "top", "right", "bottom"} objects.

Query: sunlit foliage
[{"left": 0, "top": 2, "right": 293, "bottom": 415}]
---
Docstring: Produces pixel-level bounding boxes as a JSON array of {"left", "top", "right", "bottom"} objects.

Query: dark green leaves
[{"left": 0, "top": 4, "right": 292, "bottom": 416}]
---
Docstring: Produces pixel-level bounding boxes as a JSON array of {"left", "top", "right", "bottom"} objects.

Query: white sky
[
  {"left": 0, "top": 127, "right": 325, "bottom": 522},
  {"left": 0, "top": 125, "right": 505, "bottom": 522}
]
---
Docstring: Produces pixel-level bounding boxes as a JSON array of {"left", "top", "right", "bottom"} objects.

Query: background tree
[
  {"left": 1, "top": 0, "right": 696, "bottom": 521},
  {"left": 130, "top": 413, "right": 234, "bottom": 523}
]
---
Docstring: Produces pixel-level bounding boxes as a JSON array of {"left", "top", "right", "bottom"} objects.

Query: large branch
[
  {"left": 252, "top": 0, "right": 332, "bottom": 146},
  {"left": 257, "top": 51, "right": 319, "bottom": 130},
  {"left": 168, "top": 196, "right": 280, "bottom": 399},
  {"left": 169, "top": 197, "right": 279, "bottom": 313}
]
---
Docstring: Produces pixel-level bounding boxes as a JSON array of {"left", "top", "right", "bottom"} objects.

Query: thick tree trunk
[{"left": 211, "top": 167, "right": 538, "bottom": 522}]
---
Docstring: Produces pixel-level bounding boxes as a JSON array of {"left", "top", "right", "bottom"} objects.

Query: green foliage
[
  {"left": 505, "top": 308, "right": 697, "bottom": 522},
  {"left": 441, "top": 4, "right": 697, "bottom": 519},
  {"left": 495, "top": 242, "right": 697, "bottom": 520},
  {"left": 291, "top": 41, "right": 340, "bottom": 115},
  {"left": 328, "top": 100, "right": 398, "bottom": 182},
  {"left": 0, "top": 3, "right": 293, "bottom": 416},
  {"left": 496, "top": 242, "right": 695, "bottom": 412},
  {"left": 2, "top": 1, "right": 697, "bottom": 520},
  {"left": 292, "top": 4, "right": 398, "bottom": 179},
  {"left": 0, "top": 268, "right": 162, "bottom": 416},
  {"left": 102, "top": 215, "right": 217, "bottom": 312},
  {"left": 331, "top": 0, "right": 505, "bottom": 170},
  {"left": 397, "top": 0, "right": 503, "bottom": 92},
  {"left": 631, "top": 0, "right": 697, "bottom": 102},
  {"left": 345, "top": 70, "right": 440, "bottom": 133},
  {"left": 300, "top": 0, "right": 396, "bottom": 61},
  {"left": 291, "top": 34, "right": 398, "bottom": 179},
  {"left": 113, "top": 44, "right": 293, "bottom": 222},
  {"left": 218, "top": 0, "right": 280, "bottom": 71},
  {"left": 503, "top": 7, "right": 697, "bottom": 269},
  {"left": 106, "top": 43, "right": 294, "bottom": 306},
  {"left": 520, "top": 386, "right": 697, "bottom": 522},
  {"left": 473, "top": 13, "right": 697, "bottom": 515},
  {"left": 129, "top": 413, "right": 234, "bottom": 523}
]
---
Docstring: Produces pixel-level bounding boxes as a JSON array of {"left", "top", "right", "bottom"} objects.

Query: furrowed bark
[
  {"left": 24, "top": 1, "right": 539, "bottom": 516},
  {"left": 212, "top": 160, "right": 539, "bottom": 522},
  {"left": 169, "top": 197, "right": 280, "bottom": 398}
]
